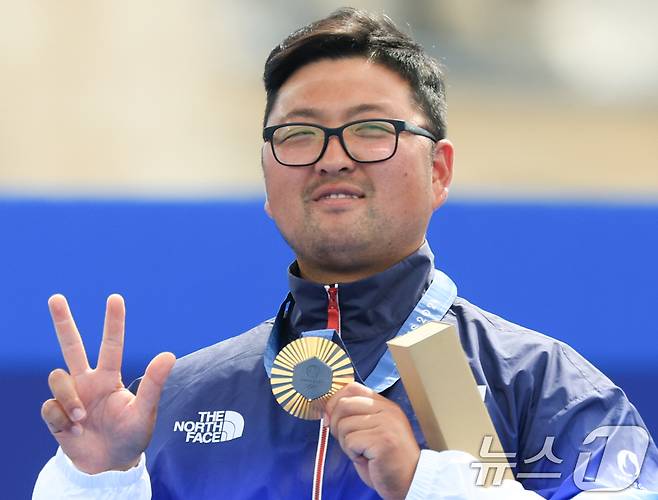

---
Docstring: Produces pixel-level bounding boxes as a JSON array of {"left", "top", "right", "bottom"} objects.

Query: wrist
[
  {"left": 399, "top": 447, "right": 421, "bottom": 499},
  {"left": 54, "top": 447, "right": 147, "bottom": 487},
  {"left": 71, "top": 454, "right": 141, "bottom": 475}
]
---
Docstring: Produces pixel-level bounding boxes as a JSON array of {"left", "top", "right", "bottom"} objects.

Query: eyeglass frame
[{"left": 262, "top": 118, "right": 438, "bottom": 167}]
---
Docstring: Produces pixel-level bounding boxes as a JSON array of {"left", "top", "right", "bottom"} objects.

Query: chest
[{"left": 146, "top": 374, "right": 424, "bottom": 499}]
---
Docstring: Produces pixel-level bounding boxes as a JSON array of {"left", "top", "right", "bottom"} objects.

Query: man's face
[{"left": 262, "top": 57, "right": 453, "bottom": 283}]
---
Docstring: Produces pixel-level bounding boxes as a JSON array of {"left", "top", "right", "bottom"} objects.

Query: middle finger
[{"left": 97, "top": 294, "right": 126, "bottom": 372}]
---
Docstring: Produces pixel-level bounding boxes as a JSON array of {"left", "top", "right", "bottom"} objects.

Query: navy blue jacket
[{"left": 143, "top": 244, "right": 658, "bottom": 499}]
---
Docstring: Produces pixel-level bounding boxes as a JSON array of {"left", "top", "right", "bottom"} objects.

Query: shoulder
[
  {"left": 446, "top": 296, "right": 617, "bottom": 402},
  {"left": 447, "top": 297, "right": 646, "bottom": 455},
  {"left": 160, "top": 318, "right": 275, "bottom": 401}
]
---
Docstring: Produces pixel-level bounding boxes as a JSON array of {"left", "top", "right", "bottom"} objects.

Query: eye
[
  {"left": 275, "top": 126, "right": 321, "bottom": 144},
  {"left": 350, "top": 121, "right": 395, "bottom": 137}
]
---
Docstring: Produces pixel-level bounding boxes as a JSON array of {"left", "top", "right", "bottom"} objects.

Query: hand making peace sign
[{"left": 41, "top": 294, "right": 176, "bottom": 474}]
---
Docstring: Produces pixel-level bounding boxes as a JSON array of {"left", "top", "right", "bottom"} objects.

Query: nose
[{"left": 313, "top": 135, "right": 356, "bottom": 175}]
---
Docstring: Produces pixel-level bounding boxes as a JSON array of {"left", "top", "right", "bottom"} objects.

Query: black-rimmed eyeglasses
[{"left": 262, "top": 118, "right": 438, "bottom": 167}]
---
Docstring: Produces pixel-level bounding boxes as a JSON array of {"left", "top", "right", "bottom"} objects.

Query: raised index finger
[{"left": 48, "top": 294, "right": 90, "bottom": 375}]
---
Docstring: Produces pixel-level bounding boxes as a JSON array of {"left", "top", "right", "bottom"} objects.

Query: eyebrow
[{"left": 282, "top": 103, "right": 393, "bottom": 123}]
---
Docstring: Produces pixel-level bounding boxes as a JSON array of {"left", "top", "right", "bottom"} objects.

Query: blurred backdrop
[{"left": 1, "top": 1, "right": 657, "bottom": 497}]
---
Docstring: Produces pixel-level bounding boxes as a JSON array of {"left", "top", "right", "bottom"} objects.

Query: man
[{"left": 34, "top": 8, "right": 658, "bottom": 499}]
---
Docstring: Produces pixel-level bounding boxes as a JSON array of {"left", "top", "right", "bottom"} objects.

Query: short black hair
[{"left": 262, "top": 7, "right": 447, "bottom": 139}]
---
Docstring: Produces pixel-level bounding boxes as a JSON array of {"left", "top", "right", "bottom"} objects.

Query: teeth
[{"left": 322, "top": 193, "right": 359, "bottom": 200}]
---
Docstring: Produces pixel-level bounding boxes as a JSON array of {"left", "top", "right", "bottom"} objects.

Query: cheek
[
  {"left": 264, "top": 177, "right": 289, "bottom": 215},
  {"left": 263, "top": 151, "right": 285, "bottom": 196},
  {"left": 263, "top": 162, "right": 305, "bottom": 216},
  {"left": 381, "top": 159, "right": 433, "bottom": 208}
]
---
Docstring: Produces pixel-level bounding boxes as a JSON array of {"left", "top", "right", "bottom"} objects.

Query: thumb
[{"left": 134, "top": 352, "right": 176, "bottom": 416}]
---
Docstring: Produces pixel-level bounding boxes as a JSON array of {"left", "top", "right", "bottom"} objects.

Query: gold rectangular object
[{"left": 387, "top": 321, "right": 513, "bottom": 485}]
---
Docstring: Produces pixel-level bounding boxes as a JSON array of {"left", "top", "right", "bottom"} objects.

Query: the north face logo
[{"left": 173, "top": 410, "right": 244, "bottom": 443}]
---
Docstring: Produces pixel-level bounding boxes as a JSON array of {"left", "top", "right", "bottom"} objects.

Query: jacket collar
[{"left": 286, "top": 242, "right": 435, "bottom": 344}]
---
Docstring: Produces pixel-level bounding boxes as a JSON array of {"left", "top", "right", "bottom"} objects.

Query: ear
[
  {"left": 264, "top": 198, "right": 273, "bottom": 219},
  {"left": 430, "top": 139, "right": 454, "bottom": 210}
]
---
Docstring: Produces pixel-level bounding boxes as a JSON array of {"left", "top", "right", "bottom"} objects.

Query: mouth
[
  {"left": 311, "top": 185, "right": 366, "bottom": 202},
  {"left": 317, "top": 193, "right": 362, "bottom": 201}
]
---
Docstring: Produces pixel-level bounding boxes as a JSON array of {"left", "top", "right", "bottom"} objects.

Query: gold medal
[{"left": 270, "top": 336, "right": 354, "bottom": 420}]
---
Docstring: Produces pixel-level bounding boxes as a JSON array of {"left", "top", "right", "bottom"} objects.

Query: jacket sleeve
[
  {"left": 32, "top": 447, "right": 151, "bottom": 500},
  {"left": 406, "top": 449, "right": 543, "bottom": 499}
]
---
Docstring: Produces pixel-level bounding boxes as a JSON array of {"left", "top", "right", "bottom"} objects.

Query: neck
[
  {"left": 295, "top": 241, "right": 426, "bottom": 284},
  {"left": 296, "top": 263, "right": 387, "bottom": 285}
]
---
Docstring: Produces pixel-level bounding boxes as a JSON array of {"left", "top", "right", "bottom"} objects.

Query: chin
[{"left": 302, "top": 237, "right": 385, "bottom": 268}]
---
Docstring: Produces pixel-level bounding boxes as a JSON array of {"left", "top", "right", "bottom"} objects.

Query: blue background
[{"left": 2, "top": 199, "right": 657, "bottom": 498}]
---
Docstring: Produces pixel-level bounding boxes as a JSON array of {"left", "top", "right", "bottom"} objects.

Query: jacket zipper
[
  {"left": 325, "top": 284, "right": 341, "bottom": 333},
  {"left": 313, "top": 283, "right": 340, "bottom": 500}
]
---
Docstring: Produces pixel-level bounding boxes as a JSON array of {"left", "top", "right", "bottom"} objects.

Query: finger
[
  {"left": 41, "top": 399, "right": 81, "bottom": 436},
  {"left": 334, "top": 413, "right": 379, "bottom": 451},
  {"left": 135, "top": 352, "right": 176, "bottom": 416},
  {"left": 342, "top": 428, "right": 381, "bottom": 462},
  {"left": 48, "top": 294, "right": 90, "bottom": 375},
  {"left": 335, "top": 413, "right": 379, "bottom": 436},
  {"left": 328, "top": 395, "right": 380, "bottom": 430},
  {"left": 325, "top": 382, "right": 373, "bottom": 417},
  {"left": 97, "top": 294, "right": 125, "bottom": 371},
  {"left": 48, "top": 368, "right": 86, "bottom": 422}
]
